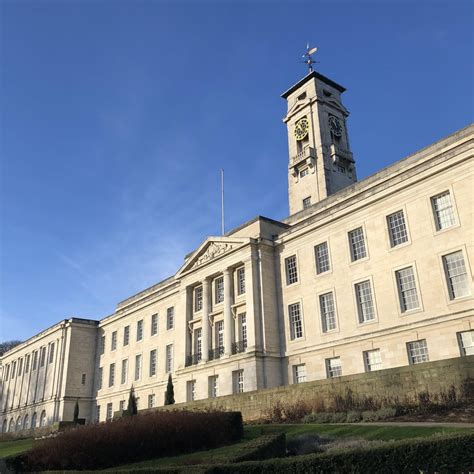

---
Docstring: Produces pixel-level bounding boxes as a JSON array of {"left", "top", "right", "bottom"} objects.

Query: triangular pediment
[
  {"left": 322, "top": 97, "right": 349, "bottom": 115},
  {"left": 177, "top": 236, "right": 250, "bottom": 276},
  {"left": 284, "top": 99, "right": 310, "bottom": 122}
]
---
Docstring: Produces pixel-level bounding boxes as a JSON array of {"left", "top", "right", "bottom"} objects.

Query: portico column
[
  {"left": 201, "top": 278, "right": 210, "bottom": 362},
  {"left": 223, "top": 268, "right": 234, "bottom": 356},
  {"left": 244, "top": 247, "right": 261, "bottom": 352}
]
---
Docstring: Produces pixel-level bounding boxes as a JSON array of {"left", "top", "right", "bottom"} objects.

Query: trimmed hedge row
[
  {"left": 209, "top": 432, "right": 474, "bottom": 474},
  {"left": 6, "top": 411, "right": 243, "bottom": 472},
  {"left": 231, "top": 434, "right": 286, "bottom": 463},
  {"left": 167, "top": 432, "right": 474, "bottom": 474}
]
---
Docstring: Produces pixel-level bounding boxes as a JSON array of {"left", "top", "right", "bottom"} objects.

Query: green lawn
[
  {"left": 0, "top": 438, "right": 35, "bottom": 459},
  {"left": 109, "top": 423, "right": 473, "bottom": 471}
]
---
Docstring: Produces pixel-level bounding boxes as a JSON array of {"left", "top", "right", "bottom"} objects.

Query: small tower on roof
[{"left": 282, "top": 46, "right": 357, "bottom": 215}]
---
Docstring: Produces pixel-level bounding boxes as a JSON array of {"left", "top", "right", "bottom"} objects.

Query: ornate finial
[{"left": 302, "top": 43, "right": 318, "bottom": 73}]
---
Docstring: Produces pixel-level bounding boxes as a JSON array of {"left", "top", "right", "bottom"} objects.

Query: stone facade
[{"left": 1, "top": 70, "right": 473, "bottom": 430}]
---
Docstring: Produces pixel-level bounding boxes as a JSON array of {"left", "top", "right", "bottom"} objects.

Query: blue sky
[{"left": 1, "top": 1, "right": 473, "bottom": 342}]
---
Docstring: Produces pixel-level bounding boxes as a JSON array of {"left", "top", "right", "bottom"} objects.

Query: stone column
[
  {"left": 185, "top": 286, "right": 193, "bottom": 362},
  {"left": 201, "top": 278, "right": 210, "bottom": 362},
  {"left": 244, "top": 247, "right": 261, "bottom": 353},
  {"left": 223, "top": 268, "right": 234, "bottom": 356}
]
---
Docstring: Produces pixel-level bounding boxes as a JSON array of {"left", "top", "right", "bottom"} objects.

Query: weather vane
[{"left": 302, "top": 43, "right": 318, "bottom": 72}]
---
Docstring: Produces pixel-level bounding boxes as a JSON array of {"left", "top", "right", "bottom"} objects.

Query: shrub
[
  {"left": 345, "top": 411, "right": 362, "bottom": 423},
  {"left": 7, "top": 410, "right": 243, "bottom": 471},
  {"left": 201, "top": 432, "right": 474, "bottom": 473},
  {"left": 331, "top": 412, "right": 347, "bottom": 423},
  {"left": 302, "top": 412, "right": 333, "bottom": 424},
  {"left": 361, "top": 410, "right": 378, "bottom": 422},
  {"left": 375, "top": 406, "right": 397, "bottom": 420}
]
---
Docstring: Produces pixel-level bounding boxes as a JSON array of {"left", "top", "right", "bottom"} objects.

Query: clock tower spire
[{"left": 282, "top": 55, "right": 357, "bottom": 215}]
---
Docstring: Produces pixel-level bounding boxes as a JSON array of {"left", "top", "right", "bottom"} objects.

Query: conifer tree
[
  {"left": 164, "top": 373, "right": 175, "bottom": 405},
  {"left": 127, "top": 386, "right": 138, "bottom": 415},
  {"left": 73, "top": 400, "right": 80, "bottom": 423}
]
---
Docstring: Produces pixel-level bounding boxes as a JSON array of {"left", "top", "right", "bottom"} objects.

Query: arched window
[
  {"left": 8, "top": 419, "right": 15, "bottom": 432},
  {"left": 23, "top": 414, "right": 29, "bottom": 430},
  {"left": 40, "top": 410, "right": 47, "bottom": 427},
  {"left": 31, "top": 412, "right": 37, "bottom": 429},
  {"left": 16, "top": 417, "right": 21, "bottom": 431},
  {"left": 1, "top": 419, "right": 7, "bottom": 433}
]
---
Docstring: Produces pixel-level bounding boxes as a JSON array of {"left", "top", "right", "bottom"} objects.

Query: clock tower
[{"left": 282, "top": 70, "right": 357, "bottom": 215}]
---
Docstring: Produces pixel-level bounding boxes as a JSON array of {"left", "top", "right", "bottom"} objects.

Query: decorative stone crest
[{"left": 192, "top": 242, "right": 234, "bottom": 269}]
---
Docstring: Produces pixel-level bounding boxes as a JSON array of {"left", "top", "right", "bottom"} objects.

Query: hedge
[
  {"left": 231, "top": 434, "right": 286, "bottom": 463},
  {"left": 6, "top": 410, "right": 243, "bottom": 472},
  {"left": 168, "top": 432, "right": 474, "bottom": 474}
]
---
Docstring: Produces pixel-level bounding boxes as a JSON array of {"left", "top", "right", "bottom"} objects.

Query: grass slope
[
  {"left": 110, "top": 423, "right": 473, "bottom": 471},
  {"left": 0, "top": 438, "right": 35, "bottom": 459}
]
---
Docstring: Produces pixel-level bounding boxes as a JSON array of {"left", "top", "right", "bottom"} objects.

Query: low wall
[{"left": 155, "top": 355, "right": 474, "bottom": 421}]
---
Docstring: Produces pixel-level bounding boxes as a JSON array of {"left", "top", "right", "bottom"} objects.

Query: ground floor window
[
  {"left": 407, "top": 339, "right": 429, "bottom": 364},
  {"left": 458, "top": 331, "right": 474, "bottom": 356},
  {"left": 326, "top": 357, "right": 342, "bottom": 378},
  {"left": 363, "top": 349, "right": 382, "bottom": 372},
  {"left": 233, "top": 369, "right": 244, "bottom": 394},
  {"left": 208, "top": 375, "right": 219, "bottom": 398},
  {"left": 106, "top": 403, "right": 113, "bottom": 421},
  {"left": 293, "top": 364, "right": 307, "bottom": 383}
]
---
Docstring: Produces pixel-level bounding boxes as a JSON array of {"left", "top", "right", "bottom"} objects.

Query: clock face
[
  {"left": 328, "top": 115, "right": 343, "bottom": 137},
  {"left": 294, "top": 117, "right": 309, "bottom": 141}
]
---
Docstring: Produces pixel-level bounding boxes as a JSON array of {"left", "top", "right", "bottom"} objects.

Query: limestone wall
[{"left": 154, "top": 355, "right": 473, "bottom": 421}]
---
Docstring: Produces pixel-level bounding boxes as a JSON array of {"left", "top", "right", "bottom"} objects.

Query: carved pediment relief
[
  {"left": 177, "top": 237, "right": 250, "bottom": 276},
  {"left": 192, "top": 242, "right": 234, "bottom": 269},
  {"left": 284, "top": 99, "right": 310, "bottom": 122}
]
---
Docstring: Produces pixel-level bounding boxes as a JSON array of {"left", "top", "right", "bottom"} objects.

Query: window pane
[
  {"left": 215, "top": 277, "right": 224, "bottom": 303},
  {"left": 458, "top": 331, "right": 474, "bottom": 356},
  {"left": 151, "top": 314, "right": 158, "bottom": 336},
  {"left": 443, "top": 251, "right": 470, "bottom": 299},
  {"left": 396, "top": 267, "right": 419, "bottom": 312},
  {"left": 364, "top": 349, "right": 382, "bottom": 371},
  {"left": 355, "top": 280, "right": 375, "bottom": 322},
  {"left": 194, "top": 286, "right": 203, "bottom": 312},
  {"left": 387, "top": 210, "right": 408, "bottom": 247},
  {"left": 285, "top": 255, "right": 298, "bottom": 285},
  {"left": 237, "top": 267, "right": 246, "bottom": 295},
  {"left": 432, "top": 191, "right": 456, "bottom": 230},
  {"left": 167, "top": 307, "right": 174, "bottom": 330},
  {"left": 407, "top": 340, "right": 429, "bottom": 364},
  {"left": 319, "top": 292, "right": 337, "bottom": 332},
  {"left": 349, "top": 227, "right": 367, "bottom": 261},
  {"left": 294, "top": 364, "right": 307, "bottom": 383},
  {"left": 288, "top": 303, "right": 303, "bottom": 340},
  {"left": 326, "top": 357, "right": 342, "bottom": 378},
  {"left": 315, "top": 242, "right": 330, "bottom": 274}
]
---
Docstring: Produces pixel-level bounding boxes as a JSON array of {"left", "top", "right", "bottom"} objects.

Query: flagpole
[{"left": 221, "top": 169, "right": 225, "bottom": 236}]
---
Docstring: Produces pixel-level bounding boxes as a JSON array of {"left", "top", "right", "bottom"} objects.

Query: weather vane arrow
[{"left": 302, "top": 43, "right": 318, "bottom": 73}]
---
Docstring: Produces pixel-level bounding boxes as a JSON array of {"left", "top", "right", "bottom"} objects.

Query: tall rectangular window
[
  {"left": 431, "top": 191, "right": 456, "bottom": 230},
  {"left": 396, "top": 267, "right": 420, "bottom": 312},
  {"left": 11, "top": 361, "right": 16, "bottom": 378},
  {"left": 166, "top": 344, "right": 173, "bottom": 373},
  {"left": 319, "top": 292, "right": 337, "bottom": 332},
  {"left": 215, "top": 277, "right": 224, "bottom": 304},
  {"left": 40, "top": 347, "right": 46, "bottom": 367},
  {"left": 167, "top": 307, "right": 174, "bottom": 330},
  {"left": 194, "top": 328, "right": 202, "bottom": 360},
  {"left": 233, "top": 369, "right": 244, "bottom": 394},
  {"left": 106, "top": 403, "right": 113, "bottom": 421},
  {"left": 149, "top": 349, "right": 157, "bottom": 377},
  {"left": 135, "top": 354, "right": 142, "bottom": 381},
  {"left": 364, "top": 349, "right": 382, "bottom": 372},
  {"left": 187, "top": 380, "right": 196, "bottom": 402},
  {"left": 100, "top": 335, "right": 105, "bottom": 355},
  {"left": 326, "top": 357, "right": 342, "bottom": 378},
  {"left": 315, "top": 242, "right": 330, "bottom": 274},
  {"left": 457, "top": 331, "right": 474, "bottom": 356},
  {"left": 17, "top": 358, "right": 23, "bottom": 377},
  {"left": 355, "top": 280, "right": 376, "bottom": 323},
  {"left": 194, "top": 286, "right": 203, "bottom": 312},
  {"left": 32, "top": 351, "right": 38, "bottom": 371},
  {"left": 119, "top": 400, "right": 125, "bottom": 412},
  {"left": 209, "top": 375, "right": 219, "bottom": 398},
  {"left": 239, "top": 313, "right": 247, "bottom": 350},
  {"left": 98, "top": 367, "right": 103, "bottom": 390},
  {"left": 25, "top": 354, "right": 30, "bottom": 373},
  {"left": 49, "top": 343, "right": 55, "bottom": 363},
  {"left": 148, "top": 394, "right": 155, "bottom": 408},
  {"left": 293, "top": 364, "right": 307, "bottom": 384},
  {"left": 121, "top": 359, "right": 128, "bottom": 385},
  {"left": 123, "top": 326, "right": 130, "bottom": 346},
  {"left": 407, "top": 339, "right": 429, "bottom": 364},
  {"left": 237, "top": 267, "right": 246, "bottom": 295},
  {"left": 151, "top": 314, "right": 158, "bottom": 336},
  {"left": 348, "top": 227, "right": 367, "bottom": 261},
  {"left": 111, "top": 331, "right": 117, "bottom": 351},
  {"left": 387, "top": 210, "right": 408, "bottom": 247},
  {"left": 288, "top": 302, "right": 303, "bottom": 340},
  {"left": 109, "top": 363, "right": 115, "bottom": 387},
  {"left": 96, "top": 405, "right": 101, "bottom": 422},
  {"left": 216, "top": 320, "right": 224, "bottom": 351},
  {"left": 136, "top": 320, "right": 143, "bottom": 341},
  {"left": 285, "top": 255, "right": 298, "bottom": 285},
  {"left": 443, "top": 251, "right": 470, "bottom": 299}
]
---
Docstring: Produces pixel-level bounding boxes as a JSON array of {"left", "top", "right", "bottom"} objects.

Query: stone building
[{"left": 1, "top": 69, "right": 473, "bottom": 429}]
